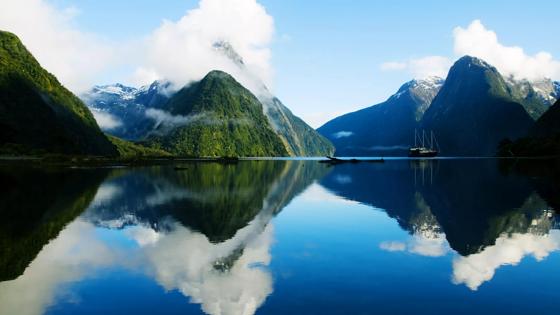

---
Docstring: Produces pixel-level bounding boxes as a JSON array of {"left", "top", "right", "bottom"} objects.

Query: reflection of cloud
[
  {"left": 0, "top": 220, "right": 117, "bottom": 315},
  {"left": 334, "top": 175, "right": 352, "bottom": 185},
  {"left": 90, "top": 183, "right": 122, "bottom": 207},
  {"left": 140, "top": 222, "right": 274, "bottom": 315},
  {"left": 408, "top": 234, "right": 449, "bottom": 257},
  {"left": 379, "top": 241, "right": 406, "bottom": 252},
  {"left": 300, "top": 183, "right": 358, "bottom": 205},
  {"left": 452, "top": 230, "right": 560, "bottom": 291},
  {"left": 379, "top": 233, "right": 449, "bottom": 257}
]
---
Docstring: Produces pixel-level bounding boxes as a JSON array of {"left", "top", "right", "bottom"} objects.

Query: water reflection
[
  {"left": 321, "top": 159, "right": 560, "bottom": 290},
  {"left": 1, "top": 159, "right": 560, "bottom": 314},
  {"left": 0, "top": 161, "right": 329, "bottom": 315}
]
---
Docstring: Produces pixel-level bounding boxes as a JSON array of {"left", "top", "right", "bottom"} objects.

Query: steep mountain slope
[
  {"left": 82, "top": 41, "right": 333, "bottom": 157},
  {"left": 213, "top": 41, "right": 334, "bottom": 156},
  {"left": 530, "top": 99, "right": 560, "bottom": 137},
  {"left": 263, "top": 96, "right": 333, "bottom": 156},
  {"left": 422, "top": 56, "right": 533, "bottom": 156},
  {"left": 317, "top": 77, "right": 444, "bottom": 156},
  {"left": 506, "top": 77, "right": 560, "bottom": 120},
  {"left": 0, "top": 31, "right": 116, "bottom": 156},
  {"left": 81, "top": 81, "right": 170, "bottom": 140},
  {"left": 498, "top": 99, "right": 560, "bottom": 157},
  {"left": 146, "top": 70, "right": 288, "bottom": 157}
]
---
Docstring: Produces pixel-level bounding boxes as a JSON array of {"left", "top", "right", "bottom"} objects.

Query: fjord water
[{"left": 1, "top": 159, "right": 559, "bottom": 315}]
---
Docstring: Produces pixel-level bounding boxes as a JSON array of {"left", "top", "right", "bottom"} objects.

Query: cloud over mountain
[
  {"left": 454, "top": 20, "right": 560, "bottom": 81},
  {"left": 132, "top": 0, "right": 275, "bottom": 93},
  {"left": 381, "top": 20, "right": 560, "bottom": 82}
]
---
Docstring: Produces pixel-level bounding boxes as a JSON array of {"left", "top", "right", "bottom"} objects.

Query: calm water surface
[{"left": 1, "top": 159, "right": 559, "bottom": 315}]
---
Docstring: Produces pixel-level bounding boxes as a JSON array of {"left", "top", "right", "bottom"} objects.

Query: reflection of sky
[
  {"left": 0, "top": 181, "right": 276, "bottom": 315},
  {"left": 3, "top": 177, "right": 560, "bottom": 314}
]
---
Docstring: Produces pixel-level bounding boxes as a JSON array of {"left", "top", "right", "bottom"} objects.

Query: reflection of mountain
[
  {"left": 0, "top": 166, "right": 108, "bottom": 281},
  {"left": 85, "top": 160, "right": 329, "bottom": 243},
  {"left": 320, "top": 160, "right": 558, "bottom": 256},
  {"left": 0, "top": 161, "right": 328, "bottom": 315}
]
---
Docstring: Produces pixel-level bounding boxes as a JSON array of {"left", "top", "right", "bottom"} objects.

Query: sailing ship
[{"left": 409, "top": 130, "right": 439, "bottom": 157}]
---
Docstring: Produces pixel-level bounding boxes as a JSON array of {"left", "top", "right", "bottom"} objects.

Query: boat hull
[{"left": 408, "top": 149, "right": 438, "bottom": 158}]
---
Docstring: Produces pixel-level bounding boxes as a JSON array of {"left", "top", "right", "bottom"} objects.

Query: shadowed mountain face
[
  {"left": 0, "top": 166, "right": 109, "bottom": 281},
  {"left": 318, "top": 77, "right": 444, "bottom": 156},
  {"left": 0, "top": 31, "right": 116, "bottom": 156},
  {"left": 320, "top": 159, "right": 558, "bottom": 256},
  {"left": 421, "top": 56, "right": 534, "bottom": 156},
  {"left": 530, "top": 99, "right": 560, "bottom": 138}
]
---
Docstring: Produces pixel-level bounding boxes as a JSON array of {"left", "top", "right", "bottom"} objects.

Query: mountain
[
  {"left": 81, "top": 42, "right": 333, "bottom": 157},
  {"left": 81, "top": 81, "right": 170, "bottom": 140},
  {"left": 498, "top": 99, "right": 560, "bottom": 157},
  {"left": 213, "top": 41, "right": 334, "bottom": 156},
  {"left": 506, "top": 77, "right": 560, "bottom": 120},
  {"left": 145, "top": 70, "right": 288, "bottom": 157},
  {"left": 531, "top": 99, "right": 560, "bottom": 137},
  {"left": 262, "top": 96, "right": 334, "bottom": 156},
  {"left": 0, "top": 31, "right": 116, "bottom": 156},
  {"left": 422, "top": 56, "right": 533, "bottom": 156},
  {"left": 317, "top": 77, "right": 444, "bottom": 156}
]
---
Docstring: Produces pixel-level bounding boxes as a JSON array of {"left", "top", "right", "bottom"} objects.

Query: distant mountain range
[
  {"left": 82, "top": 41, "right": 333, "bottom": 157},
  {"left": 319, "top": 55, "right": 560, "bottom": 156},
  {"left": 317, "top": 77, "right": 444, "bottom": 156},
  {"left": 2, "top": 29, "right": 559, "bottom": 158}
]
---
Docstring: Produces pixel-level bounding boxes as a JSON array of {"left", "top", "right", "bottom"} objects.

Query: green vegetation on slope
[
  {"left": 0, "top": 30, "right": 117, "bottom": 156},
  {"left": 264, "top": 97, "right": 334, "bottom": 156},
  {"left": 108, "top": 135, "right": 171, "bottom": 158},
  {"left": 147, "top": 71, "right": 287, "bottom": 157}
]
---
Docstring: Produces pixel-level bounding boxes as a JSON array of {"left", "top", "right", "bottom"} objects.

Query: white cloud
[
  {"left": 453, "top": 20, "right": 560, "bottom": 81},
  {"left": 333, "top": 131, "right": 354, "bottom": 139},
  {"left": 90, "top": 110, "right": 122, "bottom": 130},
  {"left": 0, "top": 0, "right": 116, "bottom": 93},
  {"left": 452, "top": 230, "right": 560, "bottom": 291},
  {"left": 132, "top": 0, "right": 275, "bottom": 94},
  {"left": 380, "top": 20, "right": 560, "bottom": 82},
  {"left": 380, "top": 56, "right": 452, "bottom": 79}
]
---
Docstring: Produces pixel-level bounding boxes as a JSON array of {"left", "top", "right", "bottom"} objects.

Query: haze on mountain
[
  {"left": 82, "top": 41, "right": 334, "bottom": 157},
  {"left": 317, "top": 77, "right": 444, "bottom": 156},
  {"left": 0, "top": 31, "right": 117, "bottom": 156},
  {"left": 320, "top": 54, "right": 558, "bottom": 157},
  {"left": 144, "top": 70, "right": 288, "bottom": 157}
]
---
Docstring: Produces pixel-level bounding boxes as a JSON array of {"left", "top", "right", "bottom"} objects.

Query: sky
[{"left": 1, "top": 0, "right": 560, "bottom": 127}]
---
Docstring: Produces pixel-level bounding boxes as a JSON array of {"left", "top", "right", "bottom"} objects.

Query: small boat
[{"left": 409, "top": 130, "right": 439, "bottom": 158}]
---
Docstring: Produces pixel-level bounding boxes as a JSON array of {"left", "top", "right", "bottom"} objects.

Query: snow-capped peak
[{"left": 91, "top": 83, "right": 138, "bottom": 100}]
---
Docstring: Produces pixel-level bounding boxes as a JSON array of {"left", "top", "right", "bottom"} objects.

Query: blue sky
[{"left": 3, "top": 0, "right": 560, "bottom": 127}]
